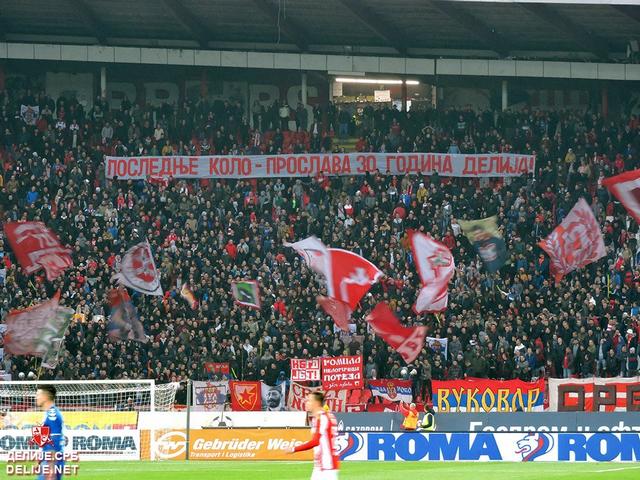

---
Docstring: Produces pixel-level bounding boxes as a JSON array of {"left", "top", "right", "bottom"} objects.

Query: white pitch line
[{"left": 594, "top": 466, "right": 640, "bottom": 473}]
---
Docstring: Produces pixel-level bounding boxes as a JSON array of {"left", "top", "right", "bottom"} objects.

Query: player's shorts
[{"left": 311, "top": 468, "right": 339, "bottom": 480}]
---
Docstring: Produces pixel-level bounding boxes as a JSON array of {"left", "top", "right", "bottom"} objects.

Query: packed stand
[{"left": 1, "top": 85, "right": 640, "bottom": 406}]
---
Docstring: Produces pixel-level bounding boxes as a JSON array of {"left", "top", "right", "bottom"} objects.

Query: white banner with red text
[
  {"left": 290, "top": 358, "right": 321, "bottom": 382},
  {"left": 105, "top": 153, "right": 536, "bottom": 180},
  {"left": 548, "top": 377, "right": 640, "bottom": 412}
]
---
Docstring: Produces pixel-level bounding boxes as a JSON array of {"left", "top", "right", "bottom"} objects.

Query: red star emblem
[{"left": 235, "top": 384, "right": 257, "bottom": 410}]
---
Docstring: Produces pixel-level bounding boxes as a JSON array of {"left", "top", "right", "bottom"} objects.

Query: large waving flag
[
  {"left": 107, "top": 288, "right": 148, "bottom": 343},
  {"left": 318, "top": 248, "right": 383, "bottom": 331},
  {"left": 3, "top": 292, "right": 73, "bottom": 361},
  {"left": 112, "top": 240, "right": 163, "bottom": 296},
  {"left": 286, "top": 237, "right": 382, "bottom": 331},
  {"left": 284, "top": 236, "right": 332, "bottom": 290},
  {"left": 602, "top": 169, "right": 640, "bottom": 223},
  {"left": 409, "top": 230, "right": 455, "bottom": 313},
  {"left": 366, "top": 302, "right": 427, "bottom": 364},
  {"left": 538, "top": 198, "right": 606, "bottom": 282},
  {"left": 3, "top": 222, "right": 73, "bottom": 281},
  {"left": 458, "top": 216, "right": 506, "bottom": 273}
]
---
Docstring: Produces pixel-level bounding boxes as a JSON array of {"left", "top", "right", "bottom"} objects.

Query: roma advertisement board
[
  {"left": 432, "top": 378, "right": 545, "bottom": 412},
  {"left": 105, "top": 153, "right": 535, "bottom": 180},
  {"left": 188, "top": 428, "right": 313, "bottom": 460},
  {"left": 548, "top": 376, "right": 640, "bottom": 412},
  {"left": 337, "top": 432, "right": 640, "bottom": 462},
  {"left": 0, "top": 429, "right": 140, "bottom": 461}
]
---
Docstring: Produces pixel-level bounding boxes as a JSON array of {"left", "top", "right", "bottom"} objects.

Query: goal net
[{"left": 0, "top": 380, "right": 180, "bottom": 461}]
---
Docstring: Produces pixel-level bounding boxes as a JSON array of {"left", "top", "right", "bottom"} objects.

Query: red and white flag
[
  {"left": 409, "top": 230, "right": 455, "bottom": 313},
  {"left": 284, "top": 236, "right": 332, "bottom": 288},
  {"left": 287, "top": 237, "right": 382, "bottom": 331},
  {"left": 538, "top": 198, "right": 606, "bottom": 282},
  {"left": 366, "top": 302, "right": 427, "bottom": 364},
  {"left": 319, "top": 249, "right": 382, "bottom": 331},
  {"left": 112, "top": 240, "right": 163, "bottom": 296},
  {"left": 327, "top": 249, "right": 383, "bottom": 309},
  {"left": 602, "top": 169, "right": 640, "bottom": 224},
  {"left": 3, "top": 222, "right": 73, "bottom": 281},
  {"left": 3, "top": 291, "right": 74, "bottom": 358},
  {"left": 317, "top": 295, "right": 352, "bottom": 332}
]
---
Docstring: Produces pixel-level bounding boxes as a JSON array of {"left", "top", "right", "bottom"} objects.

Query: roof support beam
[
  {"left": 520, "top": 3, "right": 609, "bottom": 60},
  {"left": 336, "top": 0, "right": 407, "bottom": 55},
  {"left": 73, "top": 0, "right": 109, "bottom": 44},
  {"left": 429, "top": 1, "right": 510, "bottom": 57},
  {"left": 249, "top": 0, "right": 308, "bottom": 52},
  {"left": 161, "top": 0, "right": 210, "bottom": 48}
]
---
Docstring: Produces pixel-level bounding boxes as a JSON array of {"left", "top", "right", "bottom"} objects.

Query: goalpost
[{"left": 0, "top": 380, "right": 180, "bottom": 461}]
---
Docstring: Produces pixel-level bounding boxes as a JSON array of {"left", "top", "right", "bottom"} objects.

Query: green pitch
[{"left": 16, "top": 461, "right": 639, "bottom": 479}]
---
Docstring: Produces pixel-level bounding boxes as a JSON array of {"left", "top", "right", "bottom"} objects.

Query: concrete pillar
[
  {"left": 301, "top": 72, "right": 308, "bottom": 105},
  {"left": 0, "top": 62, "right": 5, "bottom": 91},
  {"left": 328, "top": 77, "right": 334, "bottom": 102},
  {"left": 501, "top": 80, "right": 508, "bottom": 111},
  {"left": 601, "top": 85, "right": 609, "bottom": 119},
  {"left": 200, "top": 70, "right": 208, "bottom": 98},
  {"left": 402, "top": 79, "right": 408, "bottom": 112},
  {"left": 431, "top": 85, "right": 437, "bottom": 109},
  {"left": 100, "top": 66, "right": 107, "bottom": 99}
]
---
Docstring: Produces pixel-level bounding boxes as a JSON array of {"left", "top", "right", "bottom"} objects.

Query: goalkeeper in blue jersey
[{"left": 36, "top": 385, "right": 65, "bottom": 480}]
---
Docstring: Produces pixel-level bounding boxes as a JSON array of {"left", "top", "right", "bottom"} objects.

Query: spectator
[{"left": 0, "top": 86, "right": 639, "bottom": 396}]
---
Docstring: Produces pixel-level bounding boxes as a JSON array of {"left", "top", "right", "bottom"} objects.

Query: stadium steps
[{"left": 333, "top": 136, "right": 359, "bottom": 152}]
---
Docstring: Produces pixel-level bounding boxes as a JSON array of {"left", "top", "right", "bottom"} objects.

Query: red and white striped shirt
[{"left": 294, "top": 411, "right": 340, "bottom": 471}]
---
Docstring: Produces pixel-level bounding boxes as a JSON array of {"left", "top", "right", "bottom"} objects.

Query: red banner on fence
[
  {"left": 290, "top": 358, "right": 321, "bottom": 382},
  {"left": 548, "top": 377, "right": 640, "bottom": 412},
  {"left": 321, "top": 355, "right": 363, "bottom": 391},
  {"left": 105, "top": 153, "right": 535, "bottom": 180},
  {"left": 288, "top": 382, "right": 348, "bottom": 412},
  {"left": 432, "top": 378, "right": 546, "bottom": 412},
  {"left": 229, "top": 381, "right": 262, "bottom": 411}
]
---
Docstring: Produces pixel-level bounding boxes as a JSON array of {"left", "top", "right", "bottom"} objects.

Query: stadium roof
[{"left": 0, "top": 0, "right": 638, "bottom": 62}]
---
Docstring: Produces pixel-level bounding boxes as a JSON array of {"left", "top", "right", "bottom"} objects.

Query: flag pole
[{"left": 36, "top": 358, "right": 44, "bottom": 381}]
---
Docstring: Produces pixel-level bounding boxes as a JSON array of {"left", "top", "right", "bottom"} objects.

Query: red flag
[
  {"left": 327, "top": 249, "right": 383, "bottom": 309},
  {"left": 317, "top": 295, "right": 351, "bottom": 331},
  {"left": 538, "top": 198, "right": 606, "bottom": 282},
  {"left": 230, "top": 381, "right": 262, "bottom": 411},
  {"left": 3, "top": 222, "right": 72, "bottom": 281},
  {"left": 366, "top": 302, "right": 427, "bottom": 364},
  {"left": 408, "top": 230, "right": 455, "bottom": 313},
  {"left": 602, "top": 169, "right": 640, "bottom": 223},
  {"left": 286, "top": 238, "right": 382, "bottom": 331},
  {"left": 318, "top": 249, "right": 382, "bottom": 331}
]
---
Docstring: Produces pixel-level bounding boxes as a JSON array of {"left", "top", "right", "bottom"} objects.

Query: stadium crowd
[{"left": 1, "top": 85, "right": 640, "bottom": 406}]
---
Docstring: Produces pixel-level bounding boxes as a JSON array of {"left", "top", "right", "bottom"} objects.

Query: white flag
[
  {"left": 409, "top": 230, "right": 455, "bottom": 313},
  {"left": 112, "top": 240, "right": 163, "bottom": 296},
  {"left": 284, "top": 236, "right": 333, "bottom": 295}
]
